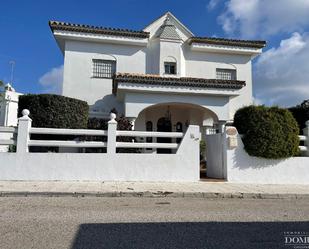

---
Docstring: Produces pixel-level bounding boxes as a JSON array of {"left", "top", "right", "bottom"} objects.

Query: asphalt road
[{"left": 0, "top": 197, "right": 308, "bottom": 249}]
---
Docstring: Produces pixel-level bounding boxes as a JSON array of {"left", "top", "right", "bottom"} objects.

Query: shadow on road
[{"left": 70, "top": 221, "right": 309, "bottom": 249}]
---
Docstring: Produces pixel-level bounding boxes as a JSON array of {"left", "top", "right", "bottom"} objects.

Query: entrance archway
[
  {"left": 134, "top": 103, "right": 223, "bottom": 178},
  {"left": 157, "top": 117, "right": 172, "bottom": 154}
]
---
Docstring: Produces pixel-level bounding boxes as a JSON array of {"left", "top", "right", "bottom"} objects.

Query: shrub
[
  {"left": 87, "top": 114, "right": 140, "bottom": 153},
  {"left": 87, "top": 117, "right": 108, "bottom": 130},
  {"left": 289, "top": 100, "right": 309, "bottom": 134},
  {"left": 115, "top": 115, "right": 139, "bottom": 153},
  {"left": 18, "top": 94, "right": 89, "bottom": 128},
  {"left": 233, "top": 105, "right": 299, "bottom": 159},
  {"left": 200, "top": 140, "right": 206, "bottom": 160}
]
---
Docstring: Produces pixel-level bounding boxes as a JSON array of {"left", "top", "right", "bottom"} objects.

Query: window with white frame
[
  {"left": 92, "top": 59, "right": 116, "bottom": 78},
  {"left": 216, "top": 68, "right": 236, "bottom": 80},
  {"left": 164, "top": 62, "right": 177, "bottom": 75}
]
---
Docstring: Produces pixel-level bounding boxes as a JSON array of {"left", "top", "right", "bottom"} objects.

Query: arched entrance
[
  {"left": 157, "top": 117, "right": 172, "bottom": 154},
  {"left": 133, "top": 102, "right": 222, "bottom": 178}
]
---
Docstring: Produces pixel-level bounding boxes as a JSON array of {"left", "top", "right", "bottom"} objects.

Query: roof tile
[
  {"left": 188, "top": 37, "right": 266, "bottom": 49},
  {"left": 49, "top": 21, "right": 149, "bottom": 39},
  {"left": 113, "top": 73, "right": 246, "bottom": 93}
]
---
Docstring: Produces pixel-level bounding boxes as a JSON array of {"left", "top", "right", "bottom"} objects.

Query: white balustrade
[
  {"left": 30, "top": 127, "right": 107, "bottom": 136},
  {"left": 0, "top": 110, "right": 186, "bottom": 153},
  {"left": 301, "top": 121, "right": 309, "bottom": 156},
  {"left": 116, "top": 130, "right": 183, "bottom": 138},
  {"left": 0, "top": 126, "right": 17, "bottom": 146}
]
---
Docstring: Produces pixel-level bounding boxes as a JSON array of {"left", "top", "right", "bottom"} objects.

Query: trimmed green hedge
[
  {"left": 233, "top": 105, "right": 299, "bottom": 159},
  {"left": 18, "top": 94, "right": 89, "bottom": 128}
]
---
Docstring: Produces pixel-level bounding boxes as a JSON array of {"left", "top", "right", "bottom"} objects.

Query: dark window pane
[
  {"left": 92, "top": 59, "right": 116, "bottom": 78},
  {"left": 164, "top": 62, "right": 176, "bottom": 75}
]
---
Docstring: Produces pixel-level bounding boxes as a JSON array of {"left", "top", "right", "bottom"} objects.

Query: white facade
[
  {"left": 51, "top": 12, "right": 265, "bottom": 131},
  {"left": 0, "top": 84, "right": 22, "bottom": 152},
  {"left": 0, "top": 84, "right": 21, "bottom": 127}
]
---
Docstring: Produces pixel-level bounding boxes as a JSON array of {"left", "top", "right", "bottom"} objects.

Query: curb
[{"left": 0, "top": 191, "right": 308, "bottom": 199}]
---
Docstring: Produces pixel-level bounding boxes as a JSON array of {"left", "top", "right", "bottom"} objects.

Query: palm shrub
[{"left": 233, "top": 105, "right": 299, "bottom": 159}]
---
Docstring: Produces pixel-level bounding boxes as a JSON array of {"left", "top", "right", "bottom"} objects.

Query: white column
[
  {"left": 218, "top": 121, "right": 226, "bottom": 134},
  {"left": 127, "top": 117, "right": 136, "bottom": 130},
  {"left": 16, "top": 109, "right": 32, "bottom": 154},
  {"left": 304, "top": 121, "right": 309, "bottom": 157},
  {"left": 107, "top": 113, "right": 117, "bottom": 154}
]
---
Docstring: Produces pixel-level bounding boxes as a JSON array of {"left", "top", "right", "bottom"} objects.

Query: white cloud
[
  {"left": 39, "top": 65, "right": 63, "bottom": 94},
  {"left": 218, "top": 0, "right": 309, "bottom": 38},
  {"left": 207, "top": 0, "right": 222, "bottom": 10},
  {"left": 254, "top": 32, "right": 309, "bottom": 107}
]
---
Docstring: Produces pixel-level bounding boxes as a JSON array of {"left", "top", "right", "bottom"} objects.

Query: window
[
  {"left": 164, "top": 62, "right": 176, "bottom": 75},
  {"left": 92, "top": 59, "right": 116, "bottom": 78},
  {"left": 216, "top": 69, "right": 236, "bottom": 80}
]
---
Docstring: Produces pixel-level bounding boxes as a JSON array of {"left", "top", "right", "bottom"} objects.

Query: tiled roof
[
  {"left": 156, "top": 17, "right": 181, "bottom": 40},
  {"left": 113, "top": 73, "right": 246, "bottom": 93},
  {"left": 188, "top": 37, "right": 266, "bottom": 49},
  {"left": 49, "top": 21, "right": 150, "bottom": 39}
]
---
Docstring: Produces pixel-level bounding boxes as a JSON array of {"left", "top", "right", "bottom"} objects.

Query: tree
[{"left": 289, "top": 100, "right": 309, "bottom": 134}]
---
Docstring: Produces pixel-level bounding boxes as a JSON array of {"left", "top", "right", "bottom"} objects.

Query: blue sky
[{"left": 1, "top": 0, "right": 309, "bottom": 107}]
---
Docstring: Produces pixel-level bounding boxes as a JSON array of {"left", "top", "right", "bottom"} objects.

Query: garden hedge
[
  {"left": 18, "top": 94, "right": 89, "bottom": 128},
  {"left": 233, "top": 105, "right": 299, "bottom": 159}
]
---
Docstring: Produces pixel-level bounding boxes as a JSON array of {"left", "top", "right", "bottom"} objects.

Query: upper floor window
[
  {"left": 164, "top": 62, "right": 177, "bottom": 75},
  {"left": 92, "top": 59, "right": 116, "bottom": 78},
  {"left": 216, "top": 69, "right": 236, "bottom": 80}
]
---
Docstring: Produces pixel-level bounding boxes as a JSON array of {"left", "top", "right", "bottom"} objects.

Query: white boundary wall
[
  {"left": 0, "top": 111, "right": 200, "bottom": 182},
  {"left": 0, "top": 152, "right": 199, "bottom": 181},
  {"left": 225, "top": 127, "right": 309, "bottom": 184}
]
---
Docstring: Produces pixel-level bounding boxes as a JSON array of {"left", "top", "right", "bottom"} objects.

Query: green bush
[
  {"left": 289, "top": 100, "right": 309, "bottom": 134},
  {"left": 18, "top": 94, "right": 89, "bottom": 128},
  {"left": 87, "top": 117, "right": 108, "bottom": 130},
  {"left": 233, "top": 105, "right": 299, "bottom": 159},
  {"left": 200, "top": 140, "right": 206, "bottom": 160},
  {"left": 87, "top": 115, "right": 140, "bottom": 153}
]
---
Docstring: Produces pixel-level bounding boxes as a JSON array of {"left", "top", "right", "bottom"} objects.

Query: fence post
[
  {"left": 107, "top": 113, "right": 117, "bottom": 154},
  {"left": 16, "top": 109, "right": 32, "bottom": 154},
  {"left": 304, "top": 120, "right": 309, "bottom": 156}
]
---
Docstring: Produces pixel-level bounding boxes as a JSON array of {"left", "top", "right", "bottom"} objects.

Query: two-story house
[{"left": 49, "top": 12, "right": 265, "bottom": 133}]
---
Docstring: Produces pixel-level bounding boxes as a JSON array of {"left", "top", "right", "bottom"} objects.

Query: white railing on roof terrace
[{"left": 0, "top": 110, "right": 188, "bottom": 154}]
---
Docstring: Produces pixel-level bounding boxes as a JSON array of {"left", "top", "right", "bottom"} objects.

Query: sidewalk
[{"left": 1, "top": 180, "right": 309, "bottom": 199}]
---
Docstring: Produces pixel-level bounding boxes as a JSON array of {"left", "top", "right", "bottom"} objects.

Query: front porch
[
  {"left": 113, "top": 72, "right": 241, "bottom": 133},
  {"left": 134, "top": 103, "right": 219, "bottom": 133}
]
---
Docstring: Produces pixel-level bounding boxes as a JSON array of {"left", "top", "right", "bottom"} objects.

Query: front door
[{"left": 157, "top": 117, "right": 172, "bottom": 154}]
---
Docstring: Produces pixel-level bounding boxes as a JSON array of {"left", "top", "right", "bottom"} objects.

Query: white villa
[
  {"left": 50, "top": 12, "right": 266, "bottom": 133},
  {"left": 2, "top": 12, "right": 309, "bottom": 184}
]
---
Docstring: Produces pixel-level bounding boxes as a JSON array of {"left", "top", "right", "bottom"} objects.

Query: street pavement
[
  {"left": 1, "top": 180, "right": 309, "bottom": 199},
  {"left": 0, "top": 197, "right": 308, "bottom": 249}
]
